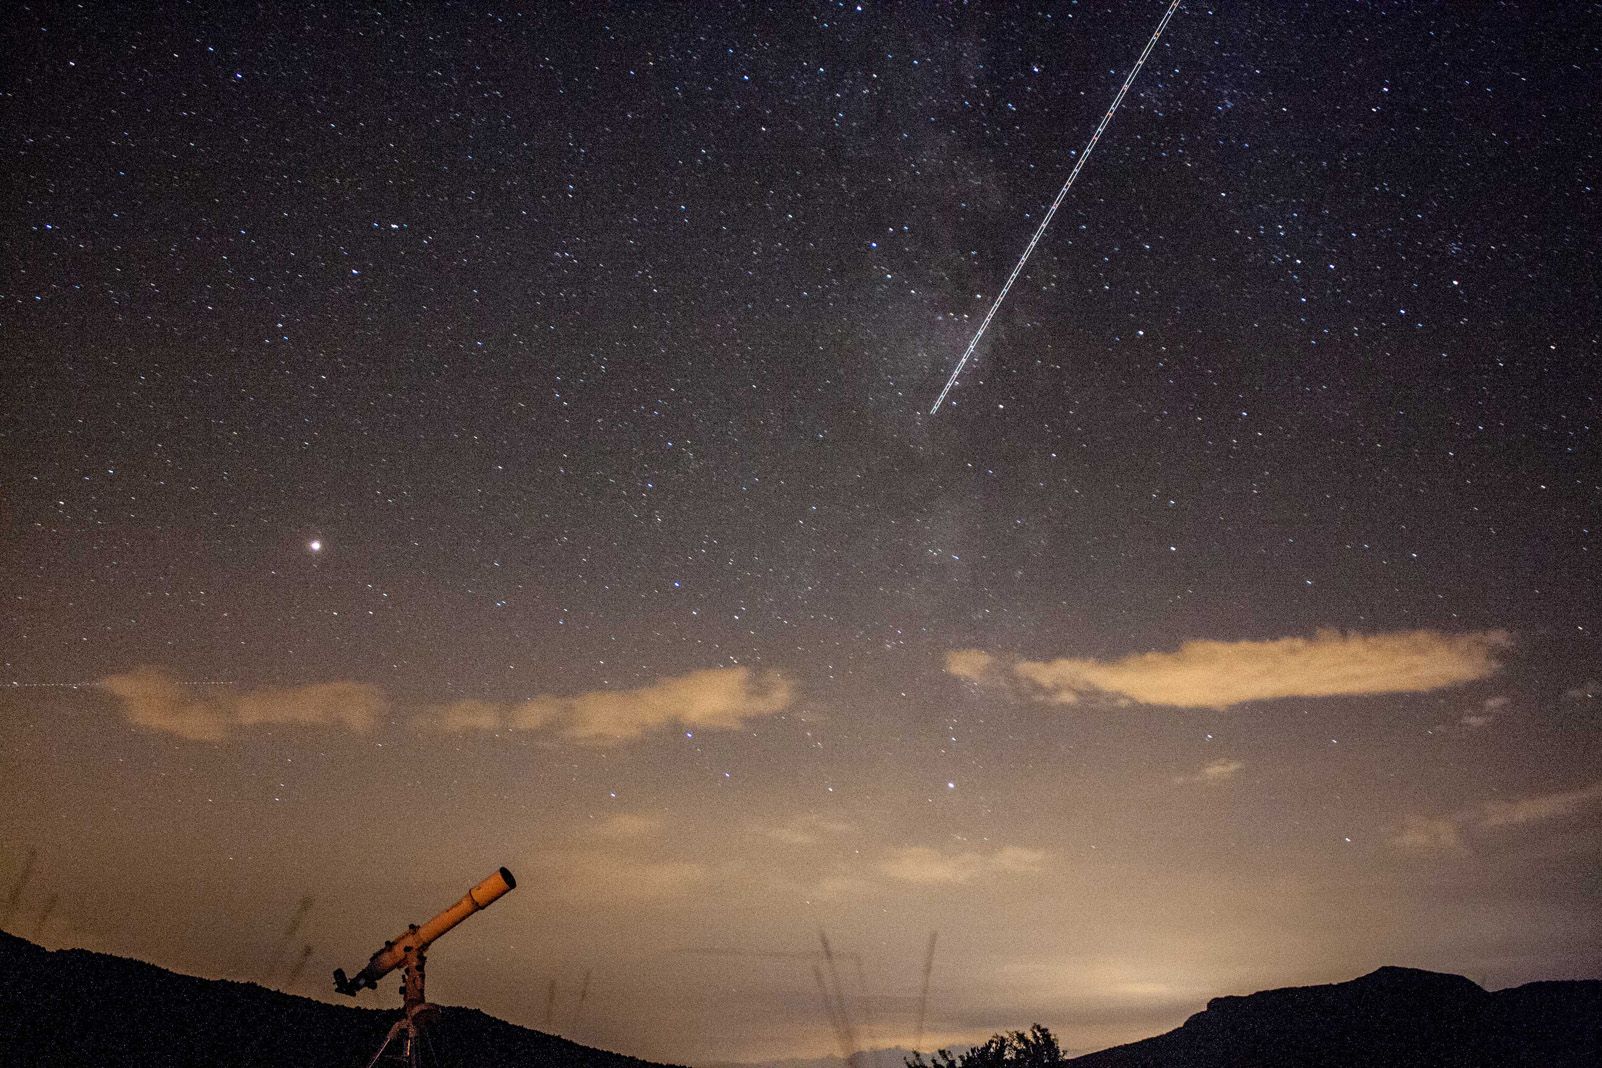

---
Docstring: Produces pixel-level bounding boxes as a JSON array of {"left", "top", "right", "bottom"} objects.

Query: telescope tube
[
  {"left": 417, "top": 866, "right": 516, "bottom": 946},
  {"left": 334, "top": 867, "right": 516, "bottom": 995}
]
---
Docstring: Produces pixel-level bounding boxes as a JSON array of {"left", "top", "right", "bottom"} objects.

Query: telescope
[{"left": 334, "top": 867, "right": 517, "bottom": 1067}]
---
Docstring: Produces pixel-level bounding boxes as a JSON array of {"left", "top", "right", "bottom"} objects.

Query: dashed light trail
[{"left": 929, "top": 0, "right": 1185, "bottom": 415}]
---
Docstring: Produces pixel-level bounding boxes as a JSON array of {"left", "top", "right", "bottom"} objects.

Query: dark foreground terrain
[
  {"left": 3, "top": 930, "right": 1597, "bottom": 1067},
  {"left": 0, "top": 929, "right": 677, "bottom": 1068},
  {"left": 1067, "top": 964, "right": 1601, "bottom": 1067}
]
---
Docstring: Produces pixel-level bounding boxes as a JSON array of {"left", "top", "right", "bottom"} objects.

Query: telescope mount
[{"left": 362, "top": 929, "right": 437, "bottom": 1068}]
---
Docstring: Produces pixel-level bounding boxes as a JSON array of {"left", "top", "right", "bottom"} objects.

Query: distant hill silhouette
[
  {"left": 5, "top": 931, "right": 1598, "bottom": 1067},
  {"left": 0, "top": 929, "right": 680, "bottom": 1068},
  {"left": 708, "top": 1051, "right": 914, "bottom": 1068},
  {"left": 1065, "top": 965, "right": 1601, "bottom": 1067}
]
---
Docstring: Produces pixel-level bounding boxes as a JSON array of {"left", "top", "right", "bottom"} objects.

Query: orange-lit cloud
[
  {"left": 1477, "top": 779, "right": 1602, "bottom": 828},
  {"left": 879, "top": 844, "right": 1046, "bottom": 884},
  {"left": 560, "top": 667, "right": 793, "bottom": 743},
  {"left": 1390, "top": 813, "right": 1468, "bottom": 853},
  {"left": 541, "top": 848, "right": 709, "bottom": 903},
  {"left": 429, "top": 666, "right": 794, "bottom": 744},
  {"left": 538, "top": 814, "right": 708, "bottom": 903},
  {"left": 102, "top": 664, "right": 792, "bottom": 746},
  {"left": 589, "top": 812, "right": 666, "bottom": 840},
  {"left": 945, "top": 648, "right": 1000, "bottom": 682},
  {"left": 957, "top": 629, "right": 1510, "bottom": 708},
  {"left": 98, "top": 666, "right": 386, "bottom": 741},
  {"left": 761, "top": 813, "right": 857, "bottom": 846},
  {"left": 1391, "top": 778, "right": 1602, "bottom": 853},
  {"left": 1174, "top": 758, "right": 1245, "bottom": 785}
]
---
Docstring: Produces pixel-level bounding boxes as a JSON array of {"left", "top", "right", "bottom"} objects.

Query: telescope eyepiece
[{"left": 333, "top": 967, "right": 377, "bottom": 996}]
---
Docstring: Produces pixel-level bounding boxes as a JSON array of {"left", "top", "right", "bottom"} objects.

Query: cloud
[
  {"left": 532, "top": 812, "right": 707, "bottom": 903},
  {"left": 100, "top": 668, "right": 229, "bottom": 742},
  {"left": 545, "top": 850, "right": 708, "bottom": 903},
  {"left": 1390, "top": 814, "right": 1467, "bottom": 854},
  {"left": 945, "top": 649, "right": 999, "bottom": 682},
  {"left": 98, "top": 666, "right": 387, "bottom": 741},
  {"left": 589, "top": 812, "right": 665, "bottom": 840},
  {"left": 762, "top": 813, "right": 857, "bottom": 846},
  {"left": 232, "top": 681, "right": 386, "bottom": 730},
  {"left": 1477, "top": 780, "right": 1602, "bottom": 828},
  {"left": 608, "top": 859, "right": 707, "bottom": 898},
  {"left": 1562, "top": 680, "right": 1597, "bottom": 704},
  {"left": 1391, "top": 779, "right": 1602, "bottom": 853},
  {"left": 1456, "top": 695, "right": 1507, "bottom": 730},
  {"left": 561, "top": 667, "right": 793, "bottom": 743},
  {"left": 428, "top": 666, "right": 795, "bottom": 744},
  {"left": 102, "top": 664, "right": 792, "bottom": 747},
  {"left": 1174, "top": 758, "right": 1245, "bottom": 785},
  {"left": 962, "top": 629, "right": 1510, "bottom": 709},
  {"left": 796, "top": 872, "right": 882, "bottom": 902},
  {"left": 880, "top": 845, "right": 1046, "bottom": 885}
]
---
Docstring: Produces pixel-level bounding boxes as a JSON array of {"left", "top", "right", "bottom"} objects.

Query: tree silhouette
[{"left": 907, "top": 1024, "right": 1064, "bottom": 1068}]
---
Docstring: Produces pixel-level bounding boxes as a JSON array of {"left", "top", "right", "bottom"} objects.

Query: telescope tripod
[{"left": 363, "top": 950, "right": 441, "bottom": 1068}]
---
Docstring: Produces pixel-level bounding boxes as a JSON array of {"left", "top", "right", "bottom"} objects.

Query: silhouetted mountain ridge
[
  {"left": 1066, "top": 964, "right": 1600, "bottom": 1067},
  {"left": 5, "top": 931, "right": 1597, "bottom": 1067},
  {"left": 0, "top": 928, "right": 680, "bottom": 1067}
]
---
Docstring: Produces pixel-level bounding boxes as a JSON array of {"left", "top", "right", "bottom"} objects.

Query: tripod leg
[
  {"left": 407, "top": 1015, "right": 436, "bottom": 1068},
  {"left": 418, "top": 1017, "right": 453, "bottom": 1068},
  {"left": 363, "top": 1016, "right": 410, "bottom": 1068}
]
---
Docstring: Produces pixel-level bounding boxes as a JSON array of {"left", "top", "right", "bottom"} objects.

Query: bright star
[{"left": 308, "top": 539, "right": 322, "bottom": 553}]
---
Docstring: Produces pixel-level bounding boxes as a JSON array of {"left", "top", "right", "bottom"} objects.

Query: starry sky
[{"left": 2, "top": 1, "right": 1599, "bottom": 1063}]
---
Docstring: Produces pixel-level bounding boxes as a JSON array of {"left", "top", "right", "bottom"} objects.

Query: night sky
[{"left": 3, "top": 1, "right": 1599, "bottom": 1063}]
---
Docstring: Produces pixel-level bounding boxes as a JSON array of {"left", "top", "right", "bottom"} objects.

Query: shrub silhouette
[{"left": 907, "top": 1024, "right": 1063, "bottom": 1068}]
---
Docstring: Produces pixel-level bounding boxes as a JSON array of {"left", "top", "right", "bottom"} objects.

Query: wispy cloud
[
  {"left": 533, "top": 813, "right": 707, "bottom": 903},
  {"left": 100, "top": 664, "right": 793, "bottom": 746},
  {"left": 98, "top": 666, "right": 387, "bottom": 742},
  {"left": 542, "top": 849, "right": 709, "bottom": 903},
  {"left": 429, "top": 666, "right": 795, "bottom": 744},
  {"left": 761, "top": 813, "right": 857, "bottom": 847},
  {"left": 1562, "top": 680, "right": 1597, "bottom": 704},
  {"left": 1390, "top": 814, "right": 1468, "bottom": 854},
  {"left": 954, "top": 629, "right": 1510, "bottom": 709},
  {"left": 588, "top": 812, "right": 665, "bottom": 840},
  {"left": 880, "top": 845, "right": 1046, "bottom": 885},
  {"left": 1392, "top": 779, "right": 1602, "bottom": 853},
  {"left": 1478, "top": 780, "right": 1602, "bottom": 828},
  {"left": 1174, "top": 758, "right": 1245, "bottom": 785}
]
